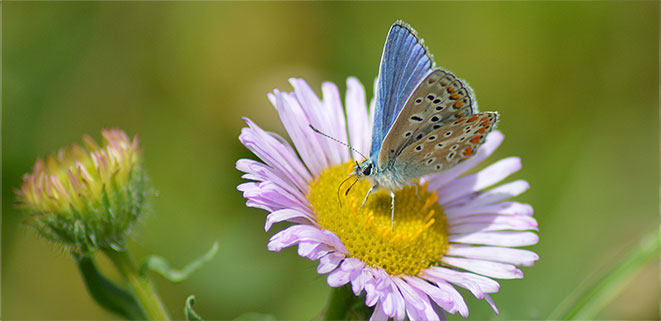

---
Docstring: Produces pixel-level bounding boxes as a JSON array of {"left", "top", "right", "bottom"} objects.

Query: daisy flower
[{"left": 237, "top": 77, "right": 538, "bottom": 320}]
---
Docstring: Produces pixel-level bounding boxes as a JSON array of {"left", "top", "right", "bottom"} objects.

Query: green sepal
[
  {"left": 141, "top": 241, "right": 219, "bottom": 282},
  {"left": 233, "top": 313, "right": 277, "bottom": 321},
  {"left": 185, "top": 295, "right": 203, "bottom": 321},
  {"left": 74, "top": 253, "right": 146, "bottom": 320},
  {"left": 28, "top": 167, "right": 149, "bottom": 255}
]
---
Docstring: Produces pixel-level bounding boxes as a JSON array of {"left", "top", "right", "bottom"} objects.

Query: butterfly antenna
[{"left": 309, "top": 125, "right": 368, "bottom": 160}]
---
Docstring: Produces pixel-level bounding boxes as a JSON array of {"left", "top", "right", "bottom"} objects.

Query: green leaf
[
  {"left": 75, "top": 254, "right": 147, "bottom": 320},
  {"left": 141, "top": 241, "right": 219, "bottom": 282},
  {"left": 549, "top": 227, "right": 659, "bottom": 320},
  {"left": 233, "top": 312, "right": 277, "bottom": 321},
  {"left": 185, "top": 295, "right": 203, "bottom": 321}
]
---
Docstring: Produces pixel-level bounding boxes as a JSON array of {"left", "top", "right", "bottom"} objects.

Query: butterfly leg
[
  {"left": 360, "top": 185, "right": 376, "bottom": 209},
  {"left": 390, "top": 190, "right": 395, "bottom": 230},
  {"left": 414, "top": 184, "right": 421, "bottom": 201}
]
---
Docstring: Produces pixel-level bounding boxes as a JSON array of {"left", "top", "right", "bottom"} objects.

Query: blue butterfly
[{"left": 353, "top": 21, "right": 498, "bottom": 225}]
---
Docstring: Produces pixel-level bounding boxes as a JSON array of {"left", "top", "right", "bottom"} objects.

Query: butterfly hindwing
[
  {"left": 377, "top": 69, "right": 477, "bottom": 168},
  {"left": 370, "top": 21, "right": 434, "bottom": 161},
  {"left": 394, "top": 112, "right": 498, "bottom": 178}
]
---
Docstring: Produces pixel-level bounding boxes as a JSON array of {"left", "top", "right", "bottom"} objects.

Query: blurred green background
[{"left": 3, "top": 2, "right": 658, "bottom": 320}]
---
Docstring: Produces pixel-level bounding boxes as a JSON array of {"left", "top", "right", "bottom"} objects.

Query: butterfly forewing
[
  {"left": 395, "top": 112, "right": 498, "bottom": 178},
  {"left": 377, "top": 69, "right": 477, "bottom": 167},
  {"left": 370, "top": 21, "right": 434, "bottom": 160}
]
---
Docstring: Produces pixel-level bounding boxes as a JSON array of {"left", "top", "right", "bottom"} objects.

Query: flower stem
[
  {"left": 549, "top": 226, "right": 659, "bottom": 320},
  {"left": 104, "top": 249, "right": 170, "bottom": 320},
  {"left": 324, "top": 285, "right": 356, "bottom": 321}
]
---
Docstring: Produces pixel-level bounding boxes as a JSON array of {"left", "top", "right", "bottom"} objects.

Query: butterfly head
[{"left": 354, "top": 159, "right": 375, "bottom": 180}]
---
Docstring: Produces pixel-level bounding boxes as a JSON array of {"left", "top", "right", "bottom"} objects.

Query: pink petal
[
  {"left": 236, "top": 159, "right": 307, "bottom": 205},
  {"left": 410, "top": 287, "right": 441, "bottom": 321},
  {"left": 265, "top": 209, "right": 315, "bottom": 232},
  {"left": 403, "top": 276, "right": 455, "bottom": 315},
  {"left": 364, "top": 267, "right": 381, "bottom": 307},
  {"left": 365, "top": 282, "right": 379, "bottom": 307},
  {"left": 289, "top": 79, "right": 345, "bottom": 167},
  {"left": 484, "top": 294, "right": 499, "bottom": 314},
  {"left": 425, "top": 266, "right": 500, "bottom": 295},
  {"left": 423, "top": 268, "right": 483, "bottom": 299},
  {"left": 267, "top": 225, "right": 330, "bottom": 252},
  {"left": 340, "top": 257, "right": 365, "bottom": 271},
  {"left": 382, "top": 286, "right": 395, "bottom": 317},
  {"left": 322, "top": 81, "right": 350, "bottom": 163},
  {"left": 448, "top": 214, "right": 538, "bottom": 233},
  {"left": 437, "top": 157, "right": 522, "bottom": 205},
  {"left": 346, "top": 77, "right": 371, "bottom": 160},
  {"left": 297, "top": 241, "right": 328, "bottom": 260},
  {"left": 445, "top": 201, "right": 534, "bottom": 217},
  {"left": 463, "top": 180, "right": 530, "bottom": 207},
  {"left": 317, "top": 252, "right": 345, "bottom": 274},
  {"left": 447, "top": 245, "right": 539, "bottom": 266},
  {"left": 451, "top": 214, "right": 537, "bottom": 226},
  {"left": 369, "top": 302, "right": 388, "bottom": 321},
  {"left": 239, "top": 119, "right": 311, "bottom": 191},
  {"left": 442, "top": 257, "right": 523, "bottom": 279},
  {"left": 395, "top": 281, "right": 441, "bottom": 321},
  {"left": 429, "top": 279, "right": 469, "bottom": 318},
  {"left": 242, "top": 181, "right": 310, "bottom": 213},
  {"left": 327, "top": 266, "right": 352, "bottom": 287},
  {"left": 351, "top": 267, "right": 374, "bottom": 296},
  {"left": 375, "top": 270, "right": 406, "bottom": 320},
  {"left": 392, "top": 282, "right": 406, "bottom": 321},
  {"left": 450, "top": 231, "right": 539, "bottom": 247},
  {"left": 322, "top": 230, "right": 349, "bottom": 254},
  {"left": 270, "top": 91, "right": 328, "bottom": 175},
  {"left": 392, "top": 277, "right": 425, "bottom": 311}
]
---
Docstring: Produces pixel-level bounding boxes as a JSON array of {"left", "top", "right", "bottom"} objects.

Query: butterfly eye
[{"left": 362, "top": 164, "right": 372, "bottom": 176}]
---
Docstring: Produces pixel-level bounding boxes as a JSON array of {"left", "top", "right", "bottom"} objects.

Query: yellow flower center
[{"left": 307, "top": 161, "right": 449, "bottom": 276}]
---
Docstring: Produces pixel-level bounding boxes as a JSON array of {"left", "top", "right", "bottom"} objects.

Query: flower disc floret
[{"left": 17, "top": 129, "right": 147, "bottom": 254}]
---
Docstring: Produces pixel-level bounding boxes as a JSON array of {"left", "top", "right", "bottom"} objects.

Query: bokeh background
[{"left": 3, "top": 2, "right": 658, "bottom": 320}]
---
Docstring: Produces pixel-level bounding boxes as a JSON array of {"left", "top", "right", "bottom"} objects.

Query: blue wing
[{"left": 370, "top": 21, "right": 434, "bottom": 162}]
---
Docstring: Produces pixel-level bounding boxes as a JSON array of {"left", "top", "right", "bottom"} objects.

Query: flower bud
[{"left": 17, "top": 129, "right": 149, "bottom": 254}]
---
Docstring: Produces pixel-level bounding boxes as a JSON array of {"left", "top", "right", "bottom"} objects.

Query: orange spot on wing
[
  {"left": 470, "top": 136, "right": 481, "bottom": 144},
  {"left": 481, "top": 116, "right": 489, "bottom": 122},
  {"left": 450, "top": 93, "right": 460, "bottom": 100},
  {"left": 468, "top": 115, "right": 480, "bottom": 122},
  {"left": 480, "top": 121, "right": 490, "bottom": 126},
  {"left": 454, "top": 118, "right": 466, "bottom": 125},
  {"left": 453, "top": 101, "right": 463, "bottom": 109},
  {"left": 477, "top": 128, "right": 486, "bottom": 134},
  {"left": 463, "top": 147, "right": 473, "bottom": 157},
  {"left": 447, "top": 86, "right": 455, "bottom": 93}
]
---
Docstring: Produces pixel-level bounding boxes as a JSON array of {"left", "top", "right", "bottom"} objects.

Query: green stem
[
  {"left": 324, "top": 285, "right": 356, "bottom": 321},
  {"left": 549, "top": 227, "right": 659, "bottom": 320},
  {"left": 105, "top": 249, "right": 170, "bottom": 320}
]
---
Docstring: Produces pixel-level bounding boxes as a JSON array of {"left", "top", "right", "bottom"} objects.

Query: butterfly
[{"left": 353, "top": 21, "right": 498, "bottom": 226}]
